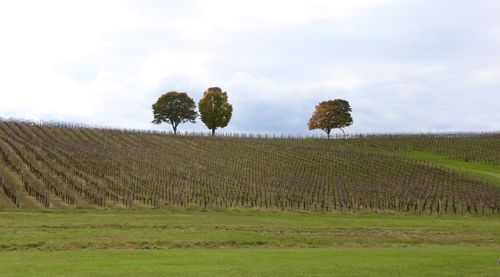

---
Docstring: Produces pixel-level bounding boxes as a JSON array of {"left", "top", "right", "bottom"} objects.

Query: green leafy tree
[
  {"left": 198, "top": 87, "right": 233, "bottom": 136},
  {"left": 152, "top": 91, "right": 197, "bottom": 134},
  {"left": 308, "top": 99, "right": 353, "bottom": 138}
]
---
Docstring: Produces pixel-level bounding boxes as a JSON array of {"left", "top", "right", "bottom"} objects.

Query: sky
[{"left": 0, "top": 0, "right": 499, "bottom": 135}]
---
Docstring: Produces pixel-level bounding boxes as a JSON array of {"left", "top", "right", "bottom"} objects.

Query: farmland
[
  {"left": 0, "top": 120, "right": 499, "bottom": 214},
  {"left": 0, "top": 119, "right": 500, "bottom": 276}
]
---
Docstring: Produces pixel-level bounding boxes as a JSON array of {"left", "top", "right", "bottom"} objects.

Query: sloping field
[
  {"left": 404, "top": 151, "right": 500, "bottom": 185},
  {"left": 0, "top": 120, "right": 499, "bottom": 214},
  {"left": 333, "top": 132, "right": 500, "bottom": 164}
]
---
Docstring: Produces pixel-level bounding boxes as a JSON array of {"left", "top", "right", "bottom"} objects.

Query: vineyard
[
  {"left": 330, "top": 132, "right": 500, "bottom": 164},
  {"left": 0, "top": 120, "right": 499, "bottom": 215}
]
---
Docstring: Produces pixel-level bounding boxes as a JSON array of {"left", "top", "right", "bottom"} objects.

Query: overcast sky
[{"left": 0, "top": 0, "right": 499, "bottom": 135}]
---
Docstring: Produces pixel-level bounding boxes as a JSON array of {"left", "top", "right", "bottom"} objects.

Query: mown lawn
[
  {"left": 0, "top": 209, "right": 500, "bottom": 276},
  {"left": 1, "top": 209, "right": 500, "bottom": 250},
  {"left": 1, "top": 247, "right": 499, "bottom": 277}
]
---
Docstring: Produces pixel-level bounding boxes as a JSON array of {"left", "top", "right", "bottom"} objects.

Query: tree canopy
[
  {"left": 198, "top": 87, "right": 233, "bottom": 136},
  {"left": 152, "top": 91, "right": 197, "bottom": 134},
  {"left": 308, "top": 99, "right": 353, "bottom": 138}
]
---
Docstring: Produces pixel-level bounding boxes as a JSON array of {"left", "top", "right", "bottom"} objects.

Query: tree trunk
[
  {"left": 340, "top": 128, "right": 345, "bottom": 136},
  {"left": 326, "top": 130, "right": 330, "bottom": 139},
  {"left": 172, "top": 125, "right": 177, "bottom": 135},
  {"left": 211, "top": 128, "right": 215, "bottom": 136}
]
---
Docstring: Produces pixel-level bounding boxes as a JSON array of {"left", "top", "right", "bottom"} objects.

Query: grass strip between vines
[{"left": 403, "top": 151, "right": 500, "bottom": 186}]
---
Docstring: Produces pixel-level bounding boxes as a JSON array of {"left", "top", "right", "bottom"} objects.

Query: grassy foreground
[
  {"left": 1, "top": 248, "right": 499, "bottom": 277},
  {"left": 1, "top": 209, "right": 500, "bottom": 276},
  {"left": 1, "top": 209, "right": 500, "bottom": 250}
]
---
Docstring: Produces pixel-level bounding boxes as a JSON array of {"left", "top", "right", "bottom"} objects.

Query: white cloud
[
  {"left": 468, "top": 68, "right": 500, "bottom": 86},
  {"left": 0, "top": 0, "right": 499, "bottom": 134},
  {"left": 139, "top": 52, "right": 211, "bottom": 87}
]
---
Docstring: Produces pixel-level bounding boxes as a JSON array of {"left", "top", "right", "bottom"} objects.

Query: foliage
[
  {"left": 308, "top": 99, "right": 353, "bottom": 138},
  {"left": 198, "top": 87, "right": 233, "bottom": 136},
  {"left": 152, "top": 91, "right": 197, "bottom": 134}
]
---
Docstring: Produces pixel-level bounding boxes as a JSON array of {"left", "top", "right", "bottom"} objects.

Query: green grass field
[
  {"left": 2, "top": 209, "right": 500, "bottom": 250},
  {"left": 1, "top": 209, "right": 500, "bottom": 276},
  {"left": 1, "top": 248, "right": 499, "bottom": 277}
]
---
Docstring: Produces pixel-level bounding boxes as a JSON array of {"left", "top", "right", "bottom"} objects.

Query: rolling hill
[{"left": 0, "top": 120, "right": 499, "bottom": 215}]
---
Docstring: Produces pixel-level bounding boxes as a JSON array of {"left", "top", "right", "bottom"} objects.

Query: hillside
[{"left": 0, "top": 120, "right": 499, "bottom": 214}]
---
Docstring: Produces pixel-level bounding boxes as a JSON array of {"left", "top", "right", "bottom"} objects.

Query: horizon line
[{"left": 1, "top": 117, "right": 499, "bottom": 139}]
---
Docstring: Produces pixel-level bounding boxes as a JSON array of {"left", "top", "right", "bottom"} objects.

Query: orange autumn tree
[
  {"left": 308, "top": 99, "right": 353, "bottom": 138},
  {"left": 198, "top": 87, "right": 233, "bottom": 136}
]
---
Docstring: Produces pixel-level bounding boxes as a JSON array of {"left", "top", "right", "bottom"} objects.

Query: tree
[
  {"left": 198, "top": 87, "right": 233, "bottom": 136},
  {"left": 152, "top": 91, "right": 197, "bottom": 134},
  {"left": 308, "top": 99, "right": 353, "bottom": 138}
]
